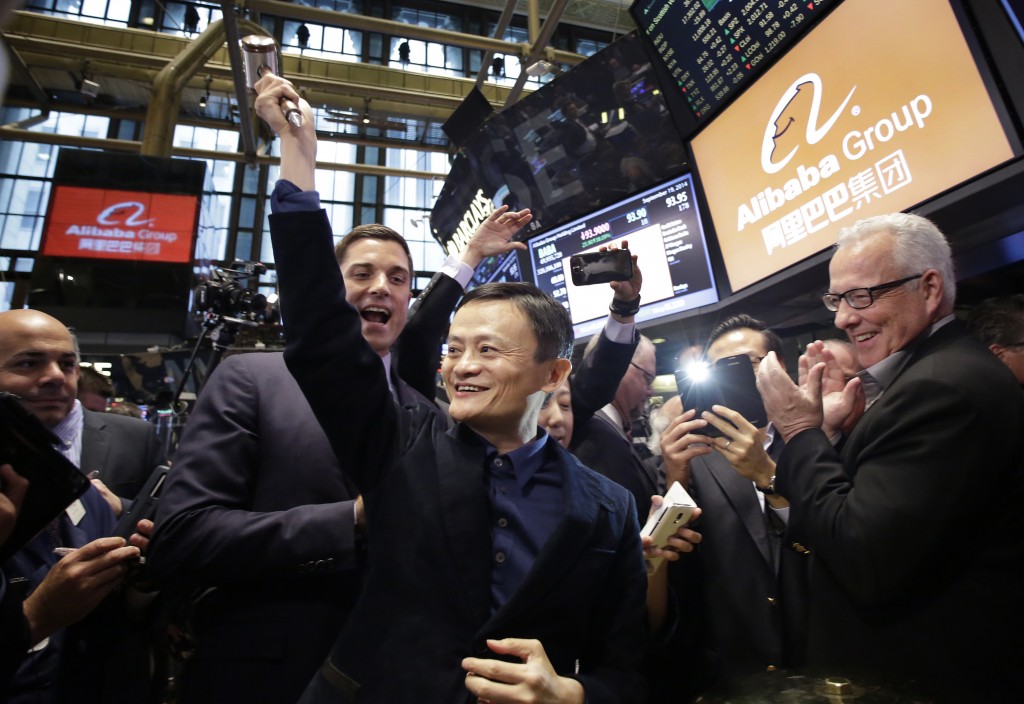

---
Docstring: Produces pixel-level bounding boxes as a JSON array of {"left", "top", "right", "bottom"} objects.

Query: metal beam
[
  {"left": 0, "top": 126, "right": 446, "bottom": 179},
  {"left": 475, "top": 0, "right": 518, "bottom": 90},
  {"left": 242, "top": 0, "right": 585, "bottom": 66},
  {"left": 505, "top": 0, "right": 570, "bottom": 106},
  {"left": 219, "top": 4, "right": 263, "bottom": 161}
]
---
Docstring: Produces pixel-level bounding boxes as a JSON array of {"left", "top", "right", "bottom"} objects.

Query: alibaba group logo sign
[
  {"left": 761, "top": 73, "right": 857, "bottom": 174},
  {"left": 97, "top": 201, "right": 154, "bottom": 227}
]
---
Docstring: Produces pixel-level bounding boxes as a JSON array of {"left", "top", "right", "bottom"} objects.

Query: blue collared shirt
[
  {"left": 50, "top": 399, "right": 84, "bottom": 468},
  {"left": 459, "top": 427, "right": 565, "bottom": 613}
]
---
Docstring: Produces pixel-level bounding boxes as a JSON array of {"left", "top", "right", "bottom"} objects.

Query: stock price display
[
  {"left": 632, "top": 0, "right": 836, "bottom": 120},
  {"left": 528, "top": 173, "right": 718, "bottom": 336}
]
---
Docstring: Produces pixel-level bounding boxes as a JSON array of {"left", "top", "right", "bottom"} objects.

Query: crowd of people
[{"left": 1, "top": 73, "right": 1022, "bottom": 704}]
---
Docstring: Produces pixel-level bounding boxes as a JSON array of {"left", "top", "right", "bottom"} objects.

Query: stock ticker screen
[
  {"left": 527, "top": 172, "right": 718, "bottom": 339},
  {"left": 630, "top": 0, "right": 837, "bottom": 122}
]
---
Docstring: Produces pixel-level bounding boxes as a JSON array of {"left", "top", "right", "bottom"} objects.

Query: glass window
[{"left": 0, "top": 281, "right": 14, "bottom": 312}]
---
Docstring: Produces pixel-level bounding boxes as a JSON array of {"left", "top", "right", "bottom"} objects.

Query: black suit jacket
[
  {"left": 682, "top": 448, "right": 809, "bottom": 685},
  {"left": 270, "top": 209, "right": 649, "bottom": 704},
  {"left": 146, "top": 265, "right": 460, "bottom": 704},
  {"left": 81, "top": 408, "right": 164, "bottom": 501},
  {"left": 776, "top": 321, "right": 1024, "bottom": 698},
  {"left": 572, "top": 409, "right": 659, "bottom": 520}
]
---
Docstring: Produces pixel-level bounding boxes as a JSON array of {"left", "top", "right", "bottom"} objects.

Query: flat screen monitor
[
  {"left": 630, "top": 0, "right": 838, "bottom": 125},
  {"left": 431, "top": 31, "right": 689, "bottom": 251},
  {"left": 467, "top": 251, "right": 524, "bottom": 291},
  {"left": 527, "top": 172, "right": 718, "bottom": 338},
  {"left": 41, "top": 150, "right": 204, "bottom": 264},
  {"left": 690, "top": 0, "right": 1019, "bottom": 292}
]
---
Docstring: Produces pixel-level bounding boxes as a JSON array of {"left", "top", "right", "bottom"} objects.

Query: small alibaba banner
[
  {"left": 42, "top": 186, "right": 199, "bottom": 264},
  {"left": 691, "top": 0, "right": 1016, "bottom": 291}
]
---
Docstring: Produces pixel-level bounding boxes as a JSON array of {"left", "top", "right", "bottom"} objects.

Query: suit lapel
[
  {"left": 435, "top": 427, "right": 494, "bottom": 628},
  {"left": 484, "top": 447, "right": 600, "bottom": 633},
  {"left": 702, "top": 454, "right": 774, "bottom": 568},
  {"left": 79, "top": 409, "right": 109, "bottom": 475},
  {"left": 595, "top": 409, "right": 659, "bottom": 497}
]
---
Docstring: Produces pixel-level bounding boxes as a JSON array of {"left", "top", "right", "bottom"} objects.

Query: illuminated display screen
[
  {"left": 467, "top": 251, "right": 524, "bottom": 291},
  {"left": 690, "top": 0, "right": 1017, "bottom": 291},
  {"left": 630, "top": 0, "right": 837, "bottom": 122},
  {"left": 42, "top": 186, "right": 200, "bottom": 264},
  {"left": 527, "top": 172, "right": 718, "bottom": 338}
]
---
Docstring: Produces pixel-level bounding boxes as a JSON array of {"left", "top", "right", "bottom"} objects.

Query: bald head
[{"left": 0, "top": 309, "right": 81, "bottom": 427}]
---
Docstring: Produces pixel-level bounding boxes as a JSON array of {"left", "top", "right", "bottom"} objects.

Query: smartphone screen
[
  {"left": 676, "top": 354, "right": 767, "bottom": 436},
  {"left": 569, "top": 249, "right": 633, "bottom": 286}
]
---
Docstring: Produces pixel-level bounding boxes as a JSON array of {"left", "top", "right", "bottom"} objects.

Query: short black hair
[
  {"left": 334, "top": 224, "right": 414, "bottom": 275},
  {"left": 457, "top": 282, "right": 574, "bottom": 362},
  {"left": 967, "top": 294, "right": 1024, "bottom": 347},
  {"left": 707, "top": 314, "right": 785, "bottom": 366}
]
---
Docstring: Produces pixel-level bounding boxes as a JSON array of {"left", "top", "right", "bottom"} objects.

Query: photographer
[{"left": 655, "top": 315, "right": 810, "bottom": 697}]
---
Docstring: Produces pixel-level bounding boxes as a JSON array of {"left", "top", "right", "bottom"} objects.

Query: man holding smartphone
[{"left": 656, "top": 315, "right": 810, "bottom": 695}]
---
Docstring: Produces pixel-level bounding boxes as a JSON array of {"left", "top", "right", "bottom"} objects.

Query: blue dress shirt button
[
  {"left": 495, "top": 551, "right": 506, "bottom": 563},
  {"left": 497, "top": 517, "right": 508, "bottom": 528}
]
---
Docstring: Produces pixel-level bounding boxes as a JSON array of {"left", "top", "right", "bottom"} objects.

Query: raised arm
[
  {"left": 397, "top": 207, "right": 532, "bottom": 400},
  {"left": 255, "top": 72, "right": 397, "bottom": 492},
  {"left": 571, "top": 247, "right": 643, "bottom": 426}
]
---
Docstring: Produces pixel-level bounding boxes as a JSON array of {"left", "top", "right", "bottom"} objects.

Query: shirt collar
[
  {"left": 463, "top": 426, "right": 551, "bottom": 491},
  {"left": 501, "top": 430, "right": 550, "bottom": 490},
  {"left": 858, "top": 313, "right": 957, "bottom": 393},
  {"left": 51, "top": 399, "right": 84, "bottom": 466}
]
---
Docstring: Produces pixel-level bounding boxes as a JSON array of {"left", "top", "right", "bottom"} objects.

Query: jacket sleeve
[
  {"left": 269, "top": 209, "right": 399, "bottom": 493},
  {"left": 145, "top": 356, "right": 360, "bottom": 587},
  {"left": 395, "top": 271, "right": 465, "bottom": 401},
  {"left": 570, "top": 327, "right": 639, "bottom": 431}
]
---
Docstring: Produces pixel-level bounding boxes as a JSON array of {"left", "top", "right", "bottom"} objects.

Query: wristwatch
[{"left": 756, "top": 475, "right": 777, "bottom": 496}]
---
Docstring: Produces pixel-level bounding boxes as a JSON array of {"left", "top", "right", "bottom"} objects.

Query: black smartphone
[
  {"left": 114, "top": 464, "right": 169, "bottom": 540},
  {"left": 0, "top": 392, "right": 91, "bottom": 563},
  {"left": 569, "top": 249, "right": 633, "bottom": 286},
  {"left": 675, "top": 354, "right": 767, "bottom": 437}
]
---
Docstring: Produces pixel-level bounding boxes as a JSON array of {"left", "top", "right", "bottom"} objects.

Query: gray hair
[{"left": 836, "top": 213, "right": 956, "bottom": 312}]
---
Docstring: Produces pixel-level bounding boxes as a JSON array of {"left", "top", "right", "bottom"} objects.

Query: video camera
[{"left": 193, "top": 259, "right": 268, "bottom": 321}]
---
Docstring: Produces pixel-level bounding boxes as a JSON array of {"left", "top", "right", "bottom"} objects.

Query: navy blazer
[
  {"left": 270, "top": 209, "right": 649, "bottom": 704},
  {"left": 777, "top": 321, "right": 1024, "bottom": 698},
  {"left": 2, "top": 487, "right": 117, "bottom": 704},
  {"left": 147, "top": 272, "right": 460, "bottom": 704}
]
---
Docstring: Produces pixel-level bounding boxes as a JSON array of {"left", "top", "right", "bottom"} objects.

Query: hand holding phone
[
  {"left": 675, "top": 354, "right": 767, "bottom": 436},
  {"left": 642, "top": 481, "right": 698, "bottom": 571},
  {"left": 569, "top": 248, "right": 634, "bottom": 286}
]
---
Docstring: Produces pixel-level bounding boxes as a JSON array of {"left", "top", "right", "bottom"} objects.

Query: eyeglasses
[
  {"left": 822, "top": 274, "right": 923, "bottom": 312},
  {"left": 630, "top": 362, "right": 656, "bottom": 386}
]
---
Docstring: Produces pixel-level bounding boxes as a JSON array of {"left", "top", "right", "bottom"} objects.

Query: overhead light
[
  {"left": 266, "top": 292, "right": 279, "bottom": 304},
  {"left": 79, "top": 60, "right": 99, "bottom": 97},
  {"left": 199, "top": 75, "right": 212, "bottom": 111},
  {"left": 525, "top": 60, "right": 562, "bottom": 78}
]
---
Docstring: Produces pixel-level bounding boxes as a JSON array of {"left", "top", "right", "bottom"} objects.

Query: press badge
[{"left": 66, "top": 499, "right": 86, "bottom": 525}]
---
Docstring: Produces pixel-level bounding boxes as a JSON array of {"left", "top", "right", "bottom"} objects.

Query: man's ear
[
  {"left": 990, "top": 343, "right": 1007, "bottom": 361},
  {"left": 920, "top": 269, "right": 945, "bottom": 314},
  {"left": 542, "top": 358, "right": 572, "bottom": 393}
]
